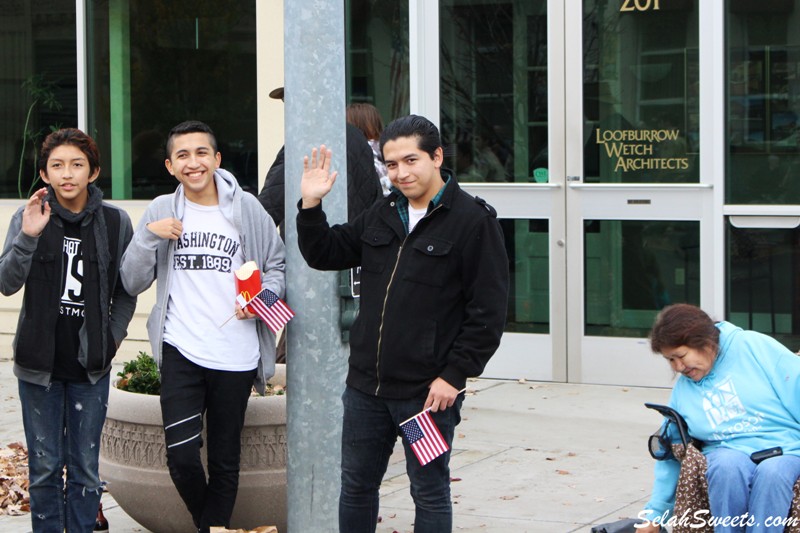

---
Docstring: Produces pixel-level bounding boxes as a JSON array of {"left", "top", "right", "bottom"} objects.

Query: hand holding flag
[
  {"left": 219, "top": 261, "right": 294, "bottom": 331},
  {"left": 400, "top": 387, "right": 467, "bottom": 466},
  {"left": 236, "top": 289, "right": 294, "bottom": 333}
]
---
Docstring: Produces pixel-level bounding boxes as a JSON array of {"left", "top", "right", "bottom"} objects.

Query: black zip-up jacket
[
  {"left": 0, "top": 204, "right": 136, "bottom": 385},
  {"left": 297, "top": 173, "right": 509, "bottom": 399}
]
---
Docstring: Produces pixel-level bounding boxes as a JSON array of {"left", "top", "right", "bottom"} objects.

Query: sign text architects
[{"left": 595, "top": 129, "right": 689, "bottom": 173}]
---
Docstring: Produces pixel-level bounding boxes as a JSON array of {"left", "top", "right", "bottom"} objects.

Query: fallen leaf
[
  {"left": 500, "top": 495, "right": 519, "bottom": 500},
  {"left": 556, "top": 469, "right": 571, "bottom": 475},
  {"left": 0, "top": 443, "right": 29, "bottom": 516}
]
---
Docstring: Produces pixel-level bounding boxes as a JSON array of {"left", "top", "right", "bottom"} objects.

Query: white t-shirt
[
  {"left": 408, "top": 206, "right": 427, "bottom": 232},
  {"left": 163, "top": 200, "right": 259, "bottom": 371}
]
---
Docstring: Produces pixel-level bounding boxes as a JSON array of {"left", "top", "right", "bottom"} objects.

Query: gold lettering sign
[
  {"left": 620, "top": 0, "right": 661, "bottom": 12},
  {"left": 595, "top": 128, "right": 689, "bottom": 173}
]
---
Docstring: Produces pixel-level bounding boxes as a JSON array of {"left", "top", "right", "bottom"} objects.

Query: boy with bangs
[{"left": 0, "top": 128, "right": 136, "bottom": 532}]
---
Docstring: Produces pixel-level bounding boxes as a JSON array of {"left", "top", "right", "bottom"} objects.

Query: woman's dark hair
[
  {"left": 379, "top": 114, "right": 442, "bottom": 160},
  {"left": 39, "top": 128, "right": 101, "bottom": 176},
  {"left": 346, "top": 103, "right": 384, "bottom": 141},
  {"left": 166, "top": 120, "right": 217, "bottom": 157},
  {"left": 650, "top": 303, "right": 720, "bottom": 355}
]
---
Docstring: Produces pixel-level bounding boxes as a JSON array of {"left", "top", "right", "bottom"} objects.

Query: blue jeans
[
  {"left": 339, "top": 386, "right": 463, "bottom": 533},
  {"left": 19, "top": 373, "right": 109, "bottom": 533},
  {"left": 706, "top": 447, "right": 800, "bottom": 532}
]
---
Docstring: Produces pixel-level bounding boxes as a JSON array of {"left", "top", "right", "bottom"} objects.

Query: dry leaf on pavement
[{"left": 0, "top": 442, "right": 29, "bottom": 517}]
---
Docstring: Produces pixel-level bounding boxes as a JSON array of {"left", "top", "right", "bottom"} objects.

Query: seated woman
[{"left": 639, "top": 303, "right": 800, "bottom": 533}]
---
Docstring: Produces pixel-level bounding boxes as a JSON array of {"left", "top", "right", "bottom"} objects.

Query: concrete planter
[{"left": 99, "top": 365, "right": 287, "bottom": 533}]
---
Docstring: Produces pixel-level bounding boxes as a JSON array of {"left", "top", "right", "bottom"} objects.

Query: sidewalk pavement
[{"left": 0, "top": 356, "right": 671, "bottom": 532}]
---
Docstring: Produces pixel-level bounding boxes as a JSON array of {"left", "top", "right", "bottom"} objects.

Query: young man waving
[{"left": 297, "top": 114, "right": 509, "bottom": 532}]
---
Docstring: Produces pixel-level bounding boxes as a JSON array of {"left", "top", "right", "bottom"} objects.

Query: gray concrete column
[{"left": 283, "top": 1, "right": 349, "bottom": 531}]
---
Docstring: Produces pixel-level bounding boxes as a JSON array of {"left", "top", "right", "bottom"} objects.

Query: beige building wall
[{"left": 257, "top": 0, "right": 285, "bottom": 190}]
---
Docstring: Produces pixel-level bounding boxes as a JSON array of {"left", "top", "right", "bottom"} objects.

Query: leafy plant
[
  {"left": 117, "top": 351, "right": 161, "bottom": 395},
  {"left": 18, "top": 74, "right": 63, "bottom": 198},
  {"left": 115, "top": 351, "right": 285, "bottom": 397}
]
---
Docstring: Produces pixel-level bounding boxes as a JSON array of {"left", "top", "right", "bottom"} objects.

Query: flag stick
[
  {"left": 218, "top": 312, "right": 237, "bottom": 328},
  {"left": 217, "top": 291, "right": 262, "bottom": 328}
]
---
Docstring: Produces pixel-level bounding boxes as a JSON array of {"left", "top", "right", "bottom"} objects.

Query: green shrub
[
  {"left": 117, "top": 351, "right": 160, "bottom": 395},
  {"left": 115, "top": 351, "right": 285, "bottom": 397}
]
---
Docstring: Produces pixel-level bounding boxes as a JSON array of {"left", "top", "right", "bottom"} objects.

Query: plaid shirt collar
[{"left": 392, "top": 174, "right": 451, "bottom": 235}]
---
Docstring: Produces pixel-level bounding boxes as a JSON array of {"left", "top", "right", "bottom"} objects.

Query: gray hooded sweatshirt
[{"left": 120, "top": 168, "right": 285, "bottom": 392}]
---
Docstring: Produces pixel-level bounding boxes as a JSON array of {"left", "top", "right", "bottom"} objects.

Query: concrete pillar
[{"left": 284, "top": 1, "right": 349, "bottom": 531}]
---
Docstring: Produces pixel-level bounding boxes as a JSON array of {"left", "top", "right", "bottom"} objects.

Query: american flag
[
  {"left": 236, "top": 289, "right": 294, "bottom": 334},
  {"left": 400, "top": 409, "right": 449, "bottom": 466}
]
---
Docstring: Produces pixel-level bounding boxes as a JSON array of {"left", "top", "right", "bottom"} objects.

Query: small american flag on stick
[
  {"left": 236, "top": 289, "right": 294, "bottom": 334},
  {"left": 400, "top": 409, "right": 449, "bottom": 466}
]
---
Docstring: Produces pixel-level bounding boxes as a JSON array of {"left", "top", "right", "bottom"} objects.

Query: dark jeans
[
  {"left": 339, "top": 386, "right": 463, "bottom": 533},
  {"left": 160, "top": 343, "right": 256, "bottom": 533},
  {"left": 18, "top": 373, "right": 109, "bottom": 533}
]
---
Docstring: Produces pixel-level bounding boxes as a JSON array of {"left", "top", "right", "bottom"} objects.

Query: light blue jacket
[
  {"left": 120, "top": 169, "right": 285, "bottom": 393},
  {"left": 644, "top": 321, "right": 800, "bottom": 519}
]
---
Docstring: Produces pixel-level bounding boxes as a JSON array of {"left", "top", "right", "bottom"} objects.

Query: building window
[
  {"left": 727, "top": 0, "right": 800, "bottom": 204},
  {"left": 0, "top": 2, "right": 78, "bottom": 199},
  {"left": 345, "top": 0, "right": 410, "bottom": 123},
  {"left": 88, "top": 0, "right": 258, "bottom": 199},
  {"left": 583, "top": 0, "right": 699, "bottom": 184}
]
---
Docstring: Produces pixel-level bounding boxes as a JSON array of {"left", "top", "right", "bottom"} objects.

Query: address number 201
[{"left": 620, "top": 0, "right": 661, "bottom": 11}]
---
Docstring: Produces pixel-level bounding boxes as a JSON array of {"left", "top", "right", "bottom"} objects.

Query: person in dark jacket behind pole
[
  {"left": 296, "top": 114, "right": 509, "bottom": 533},
  {"left": 257, "top": 86, "right": 382, "bottom": 231},
  {"left": 258, "top": 86, "right": 382, "bottom": 363},
  {"left": 0, "top": 128, "right": 137, "bottom": 532}
]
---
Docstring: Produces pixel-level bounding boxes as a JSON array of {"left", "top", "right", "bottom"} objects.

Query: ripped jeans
[{"left": 19, "top": 373, "right": 109, "bottom": 533}]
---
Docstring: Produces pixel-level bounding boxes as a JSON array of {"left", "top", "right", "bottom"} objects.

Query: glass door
[
  {"left": 438, "top": 0, "right": 567, "bottom": 381},
  {"left": 564, "top": 0, "right": 713, "bottom": 386},
  {"left": 436, "top": 0, "right": 713, "bottom": 385}
]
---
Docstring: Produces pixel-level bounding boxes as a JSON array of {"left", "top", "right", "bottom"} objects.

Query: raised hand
[
  {"left": 301, "top": 145, "right": 338, "bottom": 209},
  {"left": 146, "top": 217, "right": 183, "bottom": 240},
  {"left": 21, "top": 188, "right": 51, "bottom": 237}
]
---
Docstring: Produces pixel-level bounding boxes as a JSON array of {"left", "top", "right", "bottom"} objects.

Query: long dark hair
[{"left": 347, "top": 103, "right": 384, "bottom": 141}]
